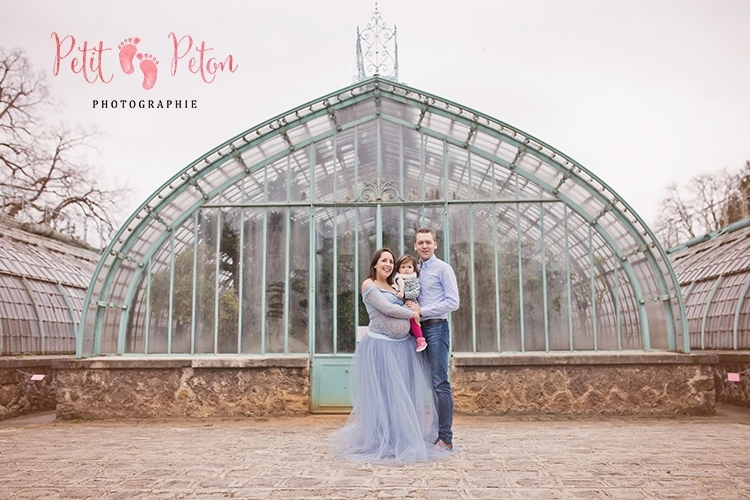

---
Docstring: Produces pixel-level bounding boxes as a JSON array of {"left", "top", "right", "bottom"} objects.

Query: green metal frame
[{"left": 78, "top": 76, "right": 688, "bottom": 357}]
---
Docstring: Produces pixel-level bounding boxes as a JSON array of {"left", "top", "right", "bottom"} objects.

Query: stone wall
[
  {"left": 52, "top": 356, "right": 310, "bottom": 420},
  {"left": 2, "top": 352, "right": 728, "bottom": 420},
  {"left": 0, "top": 357, "right": 68, "bottom": 420},
  {"left": 452, "top": 352, "right": 717, "bottom": 416},
  {"left": 711, "top": 351, "right": 750, "bottom": 408}
]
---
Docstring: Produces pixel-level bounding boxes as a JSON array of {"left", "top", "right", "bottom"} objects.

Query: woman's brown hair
[{"left": 366, "top": 248, "right": 396, "bottom": 283}]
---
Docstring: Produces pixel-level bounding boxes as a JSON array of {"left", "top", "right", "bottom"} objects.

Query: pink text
[
  {"left": 169, "top": 33, "right": 238, "bottom": 84},
  {"left": 51, "top": 33, "right": 114, "bottom": 84}
]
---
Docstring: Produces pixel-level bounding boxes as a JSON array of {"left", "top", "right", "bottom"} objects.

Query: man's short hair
[{"left": 415, "top": 227, "right": 437, "bottom": 243}]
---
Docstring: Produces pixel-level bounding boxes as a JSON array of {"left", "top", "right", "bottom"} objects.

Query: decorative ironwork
[
  {"left": 347, "top": 177, "right": 402, "bottom": 202},
  {"left": 355, "top": 4, "right": 398, "bottom": 82}
]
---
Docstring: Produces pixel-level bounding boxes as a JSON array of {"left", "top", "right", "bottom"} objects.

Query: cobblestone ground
[{"left": 1, "top": 405, "right": 749, "bottom": 500}]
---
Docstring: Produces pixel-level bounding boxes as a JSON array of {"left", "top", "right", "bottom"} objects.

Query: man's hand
[{"left": 405, "top": 299, "right": 421, "bottom": 316}]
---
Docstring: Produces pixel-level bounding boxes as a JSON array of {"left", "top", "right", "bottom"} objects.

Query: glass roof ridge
[
  {"left": 668, "top": 216, "right": 750, "bottom": 255},
  {"left": 125, "top": 75, "right": 646, "bottom": 243}
]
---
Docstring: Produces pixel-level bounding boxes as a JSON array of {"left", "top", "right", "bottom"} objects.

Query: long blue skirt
[{"left": 329, "top": 331, "right": 450, "bottom": 465}]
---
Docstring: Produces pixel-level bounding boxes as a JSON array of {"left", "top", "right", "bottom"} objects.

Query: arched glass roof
[
  {"left": 79, "top": 77, "right": 688, "bottom": 357},
  {"left": 0, "top": 216, "right": 99, "bottom": 354},
  {"left": 670, "top": 218, "right": 750, "bottom": 349}
]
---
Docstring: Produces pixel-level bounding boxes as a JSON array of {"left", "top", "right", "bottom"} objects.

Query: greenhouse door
[{"left": 310, "top": 204, "right": 392, "bottom": 412}]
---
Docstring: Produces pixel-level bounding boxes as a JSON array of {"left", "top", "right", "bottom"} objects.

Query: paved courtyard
[{"left": 1, "top": 405, "right": 749, "bottom": 500}]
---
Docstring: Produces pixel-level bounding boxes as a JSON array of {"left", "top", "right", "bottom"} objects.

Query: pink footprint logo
[
  {"left": 136, "top": 53, "right": 158, "bottom": 90},
  {"left": 117, "top": 37, "right": 140, "bottom": 74}
]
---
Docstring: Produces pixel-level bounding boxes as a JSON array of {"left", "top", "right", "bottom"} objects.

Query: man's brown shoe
[{"left": 434, "top": 439, "right": 453, "bottom": 451}]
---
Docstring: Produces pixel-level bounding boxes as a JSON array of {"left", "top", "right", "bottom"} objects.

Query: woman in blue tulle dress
[{"left": 330, "top": 248, "right": 451, "bottom": 465}]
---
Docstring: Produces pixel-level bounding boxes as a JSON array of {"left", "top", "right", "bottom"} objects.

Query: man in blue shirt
[{"left": 413, "top": 227, "right": 459, "bottom": 450}]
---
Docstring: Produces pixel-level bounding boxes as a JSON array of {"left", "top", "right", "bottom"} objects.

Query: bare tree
[
  {"left": 654, "top": 163, "right": 750, "bottom": 249},
  {"left": 0, "top": 47, "right": 129, "bottom": 243},
  {"left": 726, "top": 160, "right": 750, "bottom": 224},
  {"left": 653, "top": 182, "right": 696, "bottom": 248}
]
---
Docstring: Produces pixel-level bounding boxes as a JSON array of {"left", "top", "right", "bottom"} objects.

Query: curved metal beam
[{"left": 80, "top": 77, "right": 685, "bottom": 356}]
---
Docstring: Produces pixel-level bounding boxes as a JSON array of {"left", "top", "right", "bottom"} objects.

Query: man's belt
[{"left": 422, "top": 318, "right": 447, "bottom": 327}]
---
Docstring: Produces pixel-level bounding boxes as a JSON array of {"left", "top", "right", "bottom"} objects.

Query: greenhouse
[
  {"left": 670, "top": 218, "right": 750, "bottom": 350},
  {"left": 2, "top": 11, "right": 744, "bottom": 421},
  {"left": 0, "top": 215, "right": 99, "bottom": 355},
  {"left": 80, "top": 75, "right": 688, "bottom": 366}
]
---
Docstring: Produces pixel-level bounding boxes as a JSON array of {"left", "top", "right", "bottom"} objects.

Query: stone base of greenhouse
[
  {"left": 3, "top": 352, "right": 750, "bottom": 421},
  {"left": 452, "top": 352, "right": 719, "bottom": 416}
]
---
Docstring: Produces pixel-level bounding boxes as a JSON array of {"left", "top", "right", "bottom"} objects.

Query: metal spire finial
[{"left": 354, "top": 3, "right": 399, "bottom": 83}]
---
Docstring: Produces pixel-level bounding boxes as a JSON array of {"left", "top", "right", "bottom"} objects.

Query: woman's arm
[{"left": 362, "top": 284, "right": 414, "bottom": 319}]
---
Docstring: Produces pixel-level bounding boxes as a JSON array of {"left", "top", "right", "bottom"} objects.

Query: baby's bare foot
[
  {"left": 117, "top": 37, "right": 140, "bottom": 74},
  {"left": 136, "top": 53, "right": 159, "bottom": 90}
]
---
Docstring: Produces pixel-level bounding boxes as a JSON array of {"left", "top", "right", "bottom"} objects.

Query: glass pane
[
  {"left": 266, "top": 160, "right": 289, "bottom": 203},
  {"left": 168, "top": 224, "right": 197, "bottom": 354},
  {"left": 450, "top": 204, "right": 473, "bottom": 352},
  {"left": 401, "top": 207, "right": 423, "bottom": 257},
  {"left": 545, "top": 204, "right": 572, "bottom": 351},
  {"left": 145, "top": 236, "right": 175, "bottom": 354},
  {"left": 382, "top": 205, "right": 403, "bottom": 257},
  {"left": 418, "top": 205, "right": 445, "bottom": 240},
  {"left": 498, "top": 203, "right": 521, "bottom": 351},
  {"left": 470, "top": 153, "right": 494, "bottom": 201},
  {"left": 446, "top": 144, "right": 469, "bottom": 201},
  {"left": 519, "top": 203, "right": 545, "bottom": 352},
  {"left": 0, "top": 275, "right": 39, "bottom": 353},
  {"left": 315, "top": 207, "right": 334, "bottom": 354},
  {"left": 402, "top": 128, "right": 423, "bottom": 201},
  {"left": 380, "top": 120, "right": 402, "bottom": 188},
  {"left": 738, "top": 275, "right": 750, "bottom": 348},
  {"left": 336, "top": 207, "right": 358, "bottom": 354},
  {"left": 494, "top": 168, "right": 517, "bottom": 200},
  {"left": 289, "top": 148, "right": 312, "bottom": 203},
  {"left": 569, "top": 223, "right": 595, "bottom": 350},
  {"left": 288, "top": 208, "right": 310, "bottom": 353},
  {"left": 356, "top": 121, "right": 378, "bottom": 182},
  {"left": 617, "top": 257, "right": 642, "bottom": 350},
  {"left": 218, "top": 208, "right": 241, "bottom": 353},
  {"left": 241, "top": 208, "right": 264, "bottom": 354},
  {"left": 126, "top": 271, "right": 147, "bottom": 354},
  {"left": 593, "top": 239, "right": 619, "bottom": 350},
  {"left": 706, "top": 274, "right": 743, "bottom": 349},
  {"left": 101, "top": 306, "right": 120, "bottom": 355},
  {"left": 474, "top": 204, "right": 499, "bottom": 352},
  {"left": 635, "top": 253, "right": 667, "bottom": 349},
  {"left": 264, "top": 207, "right": 287, "bottom": 353},
  {"left": 423, "top": 135, "right": 444, "bottom": 201},
  {"left": 195, "top": 209, "right": 218, "bottom": 354},
  {"left": 311, "top": 138, "right": 336, "bottom": 204}
]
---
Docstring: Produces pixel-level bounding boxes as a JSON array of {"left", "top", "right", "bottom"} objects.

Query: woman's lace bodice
[{"left": 362, "top": 284, "right": 413, "bottom": 339}]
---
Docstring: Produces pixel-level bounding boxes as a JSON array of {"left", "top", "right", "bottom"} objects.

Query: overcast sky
[{"left": 1, "top": 0, "right": 748, "bottom": 230}]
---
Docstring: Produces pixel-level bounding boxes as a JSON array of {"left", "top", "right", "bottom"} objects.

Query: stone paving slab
[{"left": 0, "top": 406, "right": 749, "bottom": 499}]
